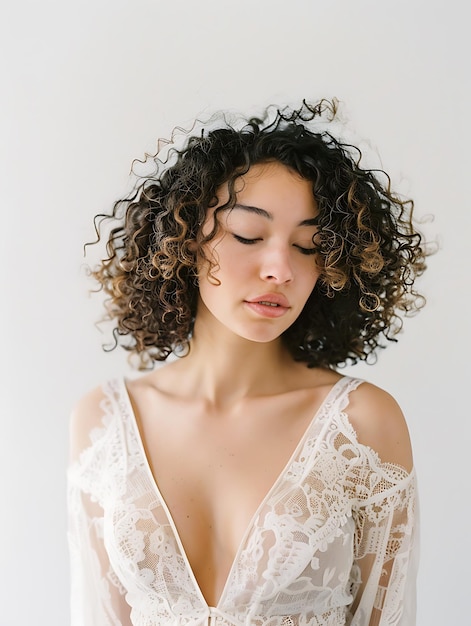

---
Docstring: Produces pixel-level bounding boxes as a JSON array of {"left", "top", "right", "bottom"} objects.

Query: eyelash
[{"left": 232, "top": 234, "right": 317, "bottom": 255}]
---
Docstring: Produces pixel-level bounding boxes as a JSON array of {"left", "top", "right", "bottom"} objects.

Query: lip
[
  {"left": 245, "top": 293, "right": 290, "bottom": 307},
  {"left": 244, "top": 293, "right": 291, "bottom": 318}
]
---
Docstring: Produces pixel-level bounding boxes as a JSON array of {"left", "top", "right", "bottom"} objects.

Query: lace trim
[{"left": 68, "top": 375, "right": 417, "bottom": 626}]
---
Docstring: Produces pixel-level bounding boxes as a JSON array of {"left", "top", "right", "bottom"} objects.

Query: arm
[
  {"left": 68, "top": 387, "right": 132, "bottom": 626},
  {"left": 346, "top": 383, "right": 418, "bottom": 626}
]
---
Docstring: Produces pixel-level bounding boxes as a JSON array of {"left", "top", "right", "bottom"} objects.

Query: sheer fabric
[{"left": 68, "top": 376, "right": 417, "bottom": 626}]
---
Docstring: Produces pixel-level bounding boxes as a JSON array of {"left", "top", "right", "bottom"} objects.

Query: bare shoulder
[
  {"left": 345, "top": 381, "right": 413, "bottom": 472},
  {"left": 125, "top": 360, "right": 193, "bottom": 397},
  {"left": 69, "top": 385, "right": 109, "bottom": 464}
]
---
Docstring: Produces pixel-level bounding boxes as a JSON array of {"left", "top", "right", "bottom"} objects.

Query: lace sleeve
[
  {"left": 67, "top": 388, "right": 132, "bottom": 626},
  {"left": 347, "top": 457, "right": 418, "bottom": 626}
]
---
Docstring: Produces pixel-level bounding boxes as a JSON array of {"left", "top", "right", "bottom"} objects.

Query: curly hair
[{"left": 90, "top": 99, "right": 428, "bottom": 369}]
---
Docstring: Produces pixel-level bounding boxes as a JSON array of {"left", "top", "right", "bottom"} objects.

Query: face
[{"left": 196, "top": 161, "right": 320, "bottom": 344}]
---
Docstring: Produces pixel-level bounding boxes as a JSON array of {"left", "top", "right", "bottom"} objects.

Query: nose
[{"left": 260, "top": 245, "right": 294, "bottom": 284}]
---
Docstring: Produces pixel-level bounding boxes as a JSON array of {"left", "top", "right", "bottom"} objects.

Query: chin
[{"left": 236, "top": 327, "right": 288, "bottom": 344}]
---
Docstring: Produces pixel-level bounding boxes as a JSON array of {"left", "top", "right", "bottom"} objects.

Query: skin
[{"left": 70, "top": 161, "right": 413, "bottom": 608}]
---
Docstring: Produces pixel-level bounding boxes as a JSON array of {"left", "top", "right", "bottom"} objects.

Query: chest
[
  {"left": 104, "top": 386, "right": 356, "bottom": 612},
  {"left": 137, "top": 392, "right": 324, "bottom": 528}
]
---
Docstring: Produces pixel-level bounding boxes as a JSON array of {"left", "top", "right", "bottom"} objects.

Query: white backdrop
[{"left": 1, "top": 1, "right": 469, "bottom": 624}]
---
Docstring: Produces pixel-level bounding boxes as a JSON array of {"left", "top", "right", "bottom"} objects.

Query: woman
[{"left": 68, "top": 100, "right": 426, "bottom": 625}]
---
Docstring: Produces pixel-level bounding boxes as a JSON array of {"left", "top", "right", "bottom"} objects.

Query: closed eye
[
  {"left": 232, "top": 234, "right": 261, "bottom": 245},
  {"left": 233, "top": 234, "right": 317, "bottom": 255},
  {"left": 295, "top": 245, "right": 317, "bottom": 255}
]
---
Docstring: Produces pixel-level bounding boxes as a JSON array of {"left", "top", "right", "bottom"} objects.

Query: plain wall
[{"left": 1, "top": 1, "right": 469, "bottom": 624}]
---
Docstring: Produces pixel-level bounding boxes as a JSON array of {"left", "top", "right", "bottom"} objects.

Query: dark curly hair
[{"left": 89, "top": 99, "right": 428, "bottom": 369}]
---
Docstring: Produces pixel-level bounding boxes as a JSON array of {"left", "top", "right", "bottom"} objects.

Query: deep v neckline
[{"left": 117, "top": 375, "right": 348, "bottom": 609}]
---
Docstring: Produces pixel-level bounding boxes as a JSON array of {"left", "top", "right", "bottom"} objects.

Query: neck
[{"left": 182, "top": 312, "right": 291, "bottom": 407}]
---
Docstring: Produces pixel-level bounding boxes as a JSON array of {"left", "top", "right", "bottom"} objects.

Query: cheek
[
  {"left": 196, "top": 239, "right": 223, "bottom": 284},
  {"left": 297, "top": 267, "right": 321, "bottom": 308},
  {"left": 298, "top": 257, "right": 321, "bottom": 286},
  {"left": 304, "top": 275, "right": 319, "bottom": 301},
  {"left": 203, "top": 240, "right": 253, "bottom": 281}
]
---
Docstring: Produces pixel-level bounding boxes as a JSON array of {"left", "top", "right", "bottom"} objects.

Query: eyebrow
[{"left": 231, "top": 203, "right": 319, "bottom": 227}]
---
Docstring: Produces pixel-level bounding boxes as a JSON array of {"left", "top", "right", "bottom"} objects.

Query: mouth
[
  {"left": 244, "top": 294, "right": 290, "bottom": 318},
  {"left": 245, "top": 293, "right": 290, "bottom": 308},
  {"left": 256, "top": 301, "right": 281, "bottom": 307}
]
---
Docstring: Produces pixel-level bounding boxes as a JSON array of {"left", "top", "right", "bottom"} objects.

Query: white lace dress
[{"left": 67, "top": 376, "right": 417, "bottom": 626}]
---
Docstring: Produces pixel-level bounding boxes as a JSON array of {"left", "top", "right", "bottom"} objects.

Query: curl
[{"left": 87, "top": 99, "right": 430, "bottom": 369}]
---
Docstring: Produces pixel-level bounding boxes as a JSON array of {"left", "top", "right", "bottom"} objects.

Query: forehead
[{"left": 218, "top": 161, "right": 318, "bottom": 217}]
